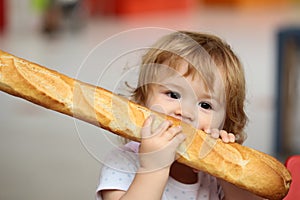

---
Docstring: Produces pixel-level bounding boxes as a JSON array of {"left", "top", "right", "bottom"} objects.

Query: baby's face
[{"left": 145, "top": 60, "right": 226, "bottom": 131}]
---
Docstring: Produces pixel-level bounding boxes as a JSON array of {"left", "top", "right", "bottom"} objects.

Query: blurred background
[{"left": 0, "top": 0, "right": 300, "bottom": 199}]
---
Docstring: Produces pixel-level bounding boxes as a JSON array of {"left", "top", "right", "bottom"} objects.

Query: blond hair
[{"left": 132, "top": 31, "right": 247, "bottom": 144}]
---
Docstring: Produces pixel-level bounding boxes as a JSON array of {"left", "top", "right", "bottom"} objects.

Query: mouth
[{"left": 170, "top": 115, "right": 198, "bottom": 127}]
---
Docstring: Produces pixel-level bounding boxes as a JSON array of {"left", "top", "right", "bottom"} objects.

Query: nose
[{"left": 174, "top": 102, "right": 195, "bottom": 123}]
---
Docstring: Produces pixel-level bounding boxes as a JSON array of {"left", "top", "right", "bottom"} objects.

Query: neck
[{"left": 170, "top": 161, "right": 198, "bottom": 184}]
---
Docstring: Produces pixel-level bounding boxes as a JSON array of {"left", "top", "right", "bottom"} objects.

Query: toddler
[{"left": 96, "top": 31, "right": 264, "bottom": 200}]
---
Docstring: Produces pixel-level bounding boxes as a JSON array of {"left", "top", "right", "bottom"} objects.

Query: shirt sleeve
[{"left": 96, "top": 142, "right": 140, "bottom": 200}]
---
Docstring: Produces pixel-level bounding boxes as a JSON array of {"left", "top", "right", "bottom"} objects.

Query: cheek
[
  {"left": 195, "top": 111, "right": 226, "bottom": 130},
  {"left": 211, "top": 110, "right": 226, "bottom": 129}
]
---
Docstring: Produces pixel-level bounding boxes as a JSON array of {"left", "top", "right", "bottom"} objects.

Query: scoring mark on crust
[
  {"left": 199, "top": 134, "right": 217, "bottom": 159},
  {"left": 0, "top": 61, "right": 8, "bottom": 67},
  {"left": 0, "top": 60, "right": 8, "bottom": 80}
]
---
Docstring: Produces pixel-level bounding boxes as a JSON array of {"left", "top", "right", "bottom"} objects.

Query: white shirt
[{"left": 96, "top": 142, "right": 224, "bottom": 200}]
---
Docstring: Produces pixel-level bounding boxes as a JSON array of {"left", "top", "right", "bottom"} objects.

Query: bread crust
[{"left": 0, "top": 50, "right": 291, "bottom": 199}]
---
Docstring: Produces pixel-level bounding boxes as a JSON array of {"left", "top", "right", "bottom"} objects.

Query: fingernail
[
  {"left": 145, "top": 115, "right": 152, "bottom": 125},
  {"left": 211, "top": 129, "right": 219, "bottom": 138},
  {"left": 205, "top": 129, "right": 211, "bottom": 134},
  {"left": 230, "top": 136, "right": 235, "bottom": 143}
]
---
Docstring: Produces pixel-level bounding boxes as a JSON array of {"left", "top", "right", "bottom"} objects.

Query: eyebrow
[
  {"left": 201, "top": 92, "right": 221, "bottom": 103},
  {"left": 156, "top": 82, "right": 183, "bottom": 92},
  {"left": 204, "top": 91, "right": 227, "bottom": 108}
]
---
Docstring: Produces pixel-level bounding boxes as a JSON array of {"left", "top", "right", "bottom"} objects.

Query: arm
[{"left": 102, "top": 116, "right": 186, "bottom": 200}]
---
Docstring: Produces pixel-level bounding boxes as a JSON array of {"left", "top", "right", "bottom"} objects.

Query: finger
[
  {"left": 153, "top": 120, "right": 172, "bottom": 135},
  {"left": 141, "top": 116, "right": 153, "bottom": 138},
  {"left": 210, "top": 129, "right": 220, "bottom": 139},
  {"left": 204, "top": 128, "right": 211, "bottom": 134},
  {"left": 169, "top": 133, "right": 186, "bottom": 148},
  {"left": 220, "top": 130, "right": 229, "bottom": 143},
  {"left": 228, "top": 133, "right": 236, "bottom": 143},
  {"left": 164, "top": 126, "right": 182, "bottom": 140}
]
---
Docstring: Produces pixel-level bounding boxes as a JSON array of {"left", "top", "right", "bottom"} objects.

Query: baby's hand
[
  {"left": 205, "top": 129, "right": 235, "bottom": 143},
  {"left": 138, "top": 116, "right": 186, "bottom": 172}
]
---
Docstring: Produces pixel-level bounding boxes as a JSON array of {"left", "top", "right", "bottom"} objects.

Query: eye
[
  {"left": 166, "top": 91, "right": 181, "bottom": 99},
  {"left": 198, "top": 102, "right": 212, "bottom": 110}
]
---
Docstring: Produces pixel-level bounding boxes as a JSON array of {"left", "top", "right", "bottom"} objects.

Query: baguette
[{"left": 0, "top": 50, "right": 291, "bottom": 199}]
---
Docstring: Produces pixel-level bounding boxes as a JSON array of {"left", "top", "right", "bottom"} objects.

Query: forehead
[
  {"left": 155, "top": 59, "right": 225, "bottom": 100},
  {"left": 156, "top": 52, "right": 218, "bottom": 86}
]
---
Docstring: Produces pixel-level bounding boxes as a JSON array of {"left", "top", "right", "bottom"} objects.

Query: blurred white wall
[{"left": 0, "top": 0, "right": 300, "bottom": 199}]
